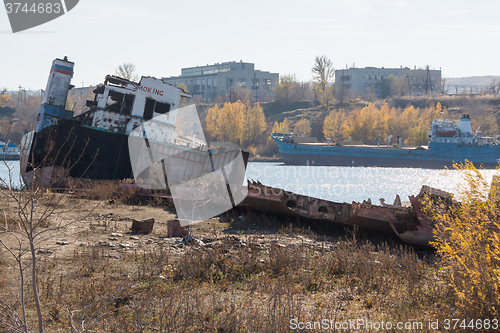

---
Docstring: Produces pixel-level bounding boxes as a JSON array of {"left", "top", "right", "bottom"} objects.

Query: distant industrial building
[
  {"left": 162, "top": 61, "right": 279, "bottom": 102},
  {"left": 335, "top": 66, "right": 441, "bottom": 98}
]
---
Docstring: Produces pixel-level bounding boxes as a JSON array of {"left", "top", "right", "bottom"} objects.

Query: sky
[{"left": 1, "top": 0, "right": 500, "bottom": 91}]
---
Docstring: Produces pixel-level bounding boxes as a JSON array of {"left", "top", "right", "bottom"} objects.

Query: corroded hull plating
[{"left": 242, "top": 181, "right": 435, "bottom": 246}]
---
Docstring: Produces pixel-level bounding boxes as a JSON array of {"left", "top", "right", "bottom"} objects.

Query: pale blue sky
[{"left": 1, "top": 0, "right": 499, "bottom": 91}]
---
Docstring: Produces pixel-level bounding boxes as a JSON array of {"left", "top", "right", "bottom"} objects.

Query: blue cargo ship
[{"left": 272, "top": 115, "right": 500, "bottom": 168}]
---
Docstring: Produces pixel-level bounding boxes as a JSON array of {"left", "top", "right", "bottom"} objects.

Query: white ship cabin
[
  {"left": 84, "top": 75, "right": 190, "bottom": 137},
  {"left": 429, "top": 114, "right": 494, "bottom": 146}
]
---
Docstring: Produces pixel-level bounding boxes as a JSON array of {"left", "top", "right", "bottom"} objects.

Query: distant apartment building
[
  {"left": 335, "top": 66, "right": 442, "bottom": 98},
  {"left": 162, "top": 61, "right": 279, "bottom": 102}
]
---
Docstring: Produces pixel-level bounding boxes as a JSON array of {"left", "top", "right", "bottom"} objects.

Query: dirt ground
[
  {"left": 0, "top": 191, "right": 324, "bottom": 286},
  {"left": 1, "top": 190, "right": 449, "bottom": 332}
]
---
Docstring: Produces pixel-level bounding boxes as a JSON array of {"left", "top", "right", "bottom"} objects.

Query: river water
[
  {"left": 2, "top": 161, "right": 498, "bottom": 203},
  {"left": 245, "top": 162, "right": 499, "bottom": 203},
  {"left": 0, "top": 161, "right": 21, "bottom": 189}
]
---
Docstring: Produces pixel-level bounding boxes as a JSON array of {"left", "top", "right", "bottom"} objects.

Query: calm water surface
[
  {"left": 2, "top": 161, "right": 498, "bottom": 203},
  {"left": 246, "top": 162, "right": 499, "bottom": 203},
  {"left": 0, "top": 161, "right": 21, "bottom": 188}
]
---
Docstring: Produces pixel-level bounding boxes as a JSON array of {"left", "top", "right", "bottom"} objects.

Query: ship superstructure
[{"left": 20, "top": 57, "right": 244, "bottom": 189}]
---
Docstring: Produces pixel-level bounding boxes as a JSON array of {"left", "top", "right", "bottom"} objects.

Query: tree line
[{"left": 323, "top": 102, "right": 499, "bottom": 146}]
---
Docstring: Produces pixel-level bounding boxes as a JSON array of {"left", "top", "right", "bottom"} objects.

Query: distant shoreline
[{"left": 248, "top": 155, "right": 281, "bottom": 163}]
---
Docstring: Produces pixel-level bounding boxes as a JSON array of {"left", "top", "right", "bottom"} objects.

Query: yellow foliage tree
[
  {"left": 240, "top": 102, "right": 267, "bottom": 147},
  {"left": 271, "top": 118, "right": 290, "bottom": 134},
  {"left": 324, "top": 102, "right": 466, "bottom": 145},
  {"left": 205, "top": 101, "right": 267, "bottom": 148},
  {"left": 205, "top": 103, "right": 221, "bottom": 139},
  {"left": 294, "top": 119, "right": 311, "bottom": 136},
  {"left": 323, "top": 111, "right": 347, "bottom": 141},
  {"left": 407, "top": 124, "right": 428, "bottom": 146},
  {"left": 344, "top": 104, "right": 379, "bottom": 143},
  {"left": 424, "top": 161, "right": 500, "bottom": 317},
  {"left": 0, "top": 91, "right": 11, "bottom": 105}
]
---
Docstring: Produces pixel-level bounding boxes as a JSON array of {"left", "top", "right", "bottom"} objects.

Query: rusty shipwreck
[
  {"left": 20, "top": 57, "right": 247, "bottom": 193},
  {"left": 241, "top": 181, "right": 442, "bottom": 246}
]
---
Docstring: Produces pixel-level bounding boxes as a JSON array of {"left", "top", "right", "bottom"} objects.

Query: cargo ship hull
[{"left": 274, "top": 137, "right": 500, "bottom": 169}]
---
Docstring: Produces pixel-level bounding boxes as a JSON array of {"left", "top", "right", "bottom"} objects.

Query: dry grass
[
  {"left": 1, "top": 211, "right": 456, "bottom": 332},
  {"left": 0, "top": 178, "right": 480, "bottom": 332}
]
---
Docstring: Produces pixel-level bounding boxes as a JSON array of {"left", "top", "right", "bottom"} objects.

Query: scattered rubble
[{"left": 131, "top": 218, "right": 155, "bottom": 234}]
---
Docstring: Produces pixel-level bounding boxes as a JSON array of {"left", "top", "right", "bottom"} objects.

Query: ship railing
[{"left": 271, "top": 128, "right": 300, "bottom": 137}]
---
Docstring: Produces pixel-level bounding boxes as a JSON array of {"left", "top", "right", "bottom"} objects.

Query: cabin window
[
  {"left": 155, "top": 101, "right": 171, "bottom": 114},
  {"left": 106, "top": 90, "right": 135, "bottom": 115},
  {"left": 143, "top": 98, "right": 171, "bottom": 120},
  {"left": 121, "top": 94, "right": 135, "bottom": 115},
  {"left": 144, "top": 98, "right": 155, "bottom": 120},
  {"left": 106, "top": 90, "right": 124, "bottom": 112}
]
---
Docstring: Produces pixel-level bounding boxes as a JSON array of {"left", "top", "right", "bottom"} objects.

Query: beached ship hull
[
  {"left": 242, "top": 181, "right": 436, "bottom": 246},
  {"left": 20, "top": 57, "right": 247, "bottom": 189}
]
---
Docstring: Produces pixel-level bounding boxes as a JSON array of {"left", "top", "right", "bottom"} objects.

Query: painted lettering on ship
[{"left": 133, "top": 85, "right": 164, "bottom": 96}]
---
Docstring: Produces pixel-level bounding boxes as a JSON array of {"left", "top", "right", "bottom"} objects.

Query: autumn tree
[
  {"left": 115, "top": 63, "right": 138, "bottom": 81},
  {"left": 441, "top": 77, "right": 450, "bottom": 95},
  {"left": 294, "top": 119, "right": 311, "bottom": 136},
  {"left": 0, "top": 91, "right": 41, "bottom": 143},
  {"left": 325, "top": 102, "right": 455, "bottom": 146},
  {"left": 271, "top": 117, "right": 290, "bottom": 134},
  {"left": 423, "top": 162, "right": 500, "bottom": 317},
  {"left": 292, "top": 81, "right": 313, "bottom": 101},
  {"left": 408, "top": 125, "right": 428, "bottom": 145},
  {"left": 233, "top": 87, "right": 252, "bottom": 103},
  {"left": 274, "top": 74, "right": 296, "bottom": 104},
  {"left": 177, "top": 82, "right": 188, "bottom": 93},
  {"left": 345, "top": 104, "right": 380, "bottom": 143},
  {"left": 241, "top": 102, "right": 267, "bottom": 147},
  {"left": 312, "top": 55, "right": 335, "bottom": 109},
  {"left": 323, "top": 111, "right": 347, "bottom": 142},
  {"left": 205, "top": 101, "right": 267, "bottom": 149},
  {"left": 0, "top": 89, "right": 11, "bottom": 105}
]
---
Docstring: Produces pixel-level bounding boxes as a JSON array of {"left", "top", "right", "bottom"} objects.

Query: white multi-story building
[
  {"left": 162, "top": 61, "right": 279, "bottom": 102},
  {"left": 335, "top": 66, "right": 441, "bottom": 98}
]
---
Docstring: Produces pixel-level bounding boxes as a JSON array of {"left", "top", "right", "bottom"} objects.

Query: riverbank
[
  {"left": 248, "top": 154, "right": 281, "bottom": 162},
  {"left": 0, "top": 186, "right": 460, "bottom": 332}
]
